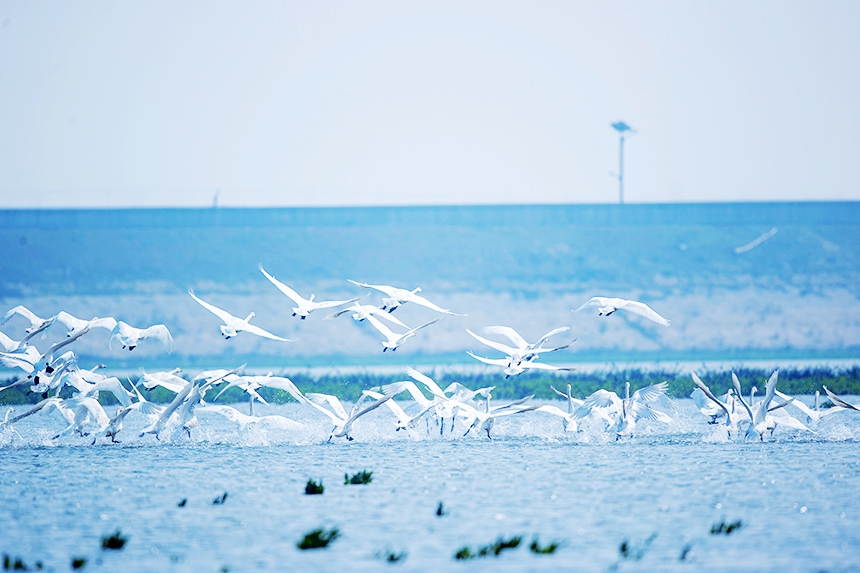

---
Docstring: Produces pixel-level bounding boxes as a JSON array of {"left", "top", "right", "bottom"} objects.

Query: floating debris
[
  {"left": 710, "top": 519, "right": 743, "bottom": 535},
  {"left": 101, "top": 529, "right": 129, "bottom": 551},
  {"left": 345, "top": 470, "right": 373, "bottom": 485},
  {"left": 177, "top": 498, "right": 187, "bottom": 507},
  {"left": 70, "top": 557, "right": 87, "bottom": 570},
  {"left": 529, "top": 537, "right": 561, "bottom": 555},
  {"left": 454, "top": 536, "right": 522, "bottom": 560},
  {"left": 297, "top": 527, "right": 340, "bottom": 550},
  {"left": 376, "top": 549, "right": 407, "bottom": 564},
  {"left": 212, "top": 492, "right": 228, "bottom": 505},
  {"left": 435, "top": 502, "right": 447, "bottom": 517},
  {"left": 305, "top": 479, "right": 324, "bottom": 495},
  {"left": 679, "top": 543, "right": 693, "bottom": 561}
]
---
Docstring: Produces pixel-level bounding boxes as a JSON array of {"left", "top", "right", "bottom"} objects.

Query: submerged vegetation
[
  {"left": 101, "top": 530, "right": 128, "bottom": 551},
  {"left": 212, "top": 492, "right": 228, "bottom": 505},
  {"left": 710, "top": 519, "right": 743, "bottom": 535},
  {"left": 2, "top": 554, "right": 42, "bottom": 571},
  {"left": 529, "top": 538, "right": 561, "bottom": 555},
  {"left": 3, "top": 366, "right": 857, "bottom": 406},
  {"left": 297, "top": 527, "right": 340, "bottom": 550},
  {"left": 454, "top": 536, "right": 523, "bottom": 560},
  {"left": 305, "top": 479, "right": 324, "bottom": 495},
  {"left": 344, "top": 470, "right": 373, "bottom": 485}
]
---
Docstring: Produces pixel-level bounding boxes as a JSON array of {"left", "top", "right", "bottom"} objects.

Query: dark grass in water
[
  {"left": 454, "top": 536, "right": 523, "bottom": 560},
  {"left": 3, "top": 367, "right": 858, "bottom": 406},
  {"left": 344, "top": 470, "right": 373, "bottom": 485},
  {"left": 710, "top": 518, "right": 743, "bottom": 535},
  {"left": 101, "top": 530, "right": 128, "bottom": 551},
  {"left": 2, "top": 554, "right": 43, "bottom": 571},
  {"left": 304, "top": 479, "right": 324, "bottom": 495},
  {"left": 529, "top": 537, "right": 561, "bottom": 555},
  {"left": 297, "top": 528, "right": 340, "bottom": 550},
  {"left": 70, "top": 557, "right": 86, "bottom": 570},
  {"left": 211, "top": 492, "right": 228, "bottom": 505}
]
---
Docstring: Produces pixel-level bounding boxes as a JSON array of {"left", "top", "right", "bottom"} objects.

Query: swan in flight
[
  {"left": 304, "top": 391, "right": 392, "bottom": 441},
  {"left": 52, "top": 397, "right": 111, "bottom": 441},
  {"left": 0, "top": 326, "right": 89, "bottom": 379},
  {"left": 110, "top": 321, "right": 174, "bottom": 352},
  {"left": 573, "top": 297, "right": 670, "bottom": 327},
  {"left": 138, "top": 368, "right": 188, "bottom": 394},
  {"left": 466, "top": 351, "right": 574, "bottom": 378},
  {"left": 574, "top": 382, "right": 672, "bottom": 439},
  {"left": 1, "top": 305, "right": 56, "bottom": 336},
  {"left": 188, "top": 289, "right": 294, "bottom": 342},
  {"left": 458, "top": 394, "right": 535, "bottom": 439},
  {"left": 483, "top": 326, "right": 571, "bottom": 354},
  {"left": 259, "top": 265, "right": 360, "bottom": 319},
  {"left": 325, "top": 302, "right": 410, "bottom": 329},
  {"left": 199, "top": 405, "right": 303, "bottom": 431},
  {"left": 354, "top": 305, "right": 441, "bottom": 352},
  {"left": 362, "top": 389, "right": 432, "bottom": 435},
  {"left": 347, "top": 280, "right": 464, "bottom": 315},
  {"left": 466, "top": 327, "right": 572, "bottom": 363},
  {"left": 54, "top": 312, "right": 118, "bottom": 337}
]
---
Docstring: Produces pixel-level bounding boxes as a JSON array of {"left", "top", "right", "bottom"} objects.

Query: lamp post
[{"left": 611, "top": 121, "right": 634, "bottom": 204}]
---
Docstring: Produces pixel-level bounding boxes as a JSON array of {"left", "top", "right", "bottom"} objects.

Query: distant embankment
[{"left": 0, "top": 202, "right": 858, "bottom": 364}]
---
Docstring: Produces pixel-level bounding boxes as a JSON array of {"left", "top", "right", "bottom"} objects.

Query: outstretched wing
[
  {"left": 402, "top": 292, "right": 463, "bottom": 316},
  {"left": 572, "top": 297, "right": 605, "bottom": 314},
  {"left": 140, "top": 324, "right": 174, "bottom": 352},
  {"left": 482, "top": 325, "right": 527, "bottom": 349},
  {"left": 617, "top": 300, "right": 671, "bottom": 327},
  {"left": 534, "top": 326, "right": 570, "bottom": 348},
  {"left": 465, "top": 351, "right": 508, "bottom": 369},
  {"left": 347, "top": 279, "right": 396, "bottom": 297},
  {"left": 1, "top": 305, "right": 44, "bottom": 327},
  {"left": 188, "top": 289, "right": 237, "bottom": 323},
  {"left": 259, "top": 265, "right": 307, "bottom": 305},
  {"left": 241, "top": 322, "right": 295, "bottom": 342},
  {"left": 467, "top": 329, "right": 519, "bottom": 355}
]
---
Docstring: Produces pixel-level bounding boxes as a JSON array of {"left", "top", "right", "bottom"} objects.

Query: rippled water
[{"left": 3, "top": 401, "right": 860, "bottom": 572}]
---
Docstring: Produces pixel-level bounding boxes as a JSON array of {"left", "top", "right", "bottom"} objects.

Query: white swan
[
  {"left": 52, "top": 397, "right": 111, "bottom": 440},
  {"left": 303, "top": 391, "right": 392, "bottom": 441},
  {"left": 466, "top": 328, "right": 572, "bottom": 363},
  {"left": 198, "top": 404, "right": 303, "bottom": 431},
  {"left": 774, "top": 389, "right": 843, "bottom": 426},
  {"left": 354, "top": 305, "right": 441, "bottom": 352},
  {"left": 732, "top": 371, "right": 808, "bottom": 440},
  {"left": 325, "top": 302, "right": 410, "bottom": 329},
  {"left": 55, "top": 311, "right": 118, "bottom": 337},
  {"left": 822, "top": 386, "right": 860, "bottom": 412},
  {"left": 259, "top": 265, "right": 360, "bottom": 319},
  {"left": 573, "top": 297, "right": 670, "bottom": 327},
  {"left": 110, "top": 321, "right": 174, "bottom": 352},
  {"left": 458, "top": 393, "right": 535, "bottom": 439},
  {"left": 691, "top": 373, "right": 741, "bottom": 437},
  {"left": 347, "top": 280, "right": 464, "bottom": 315},
  {"left": 188, "top": 289, "right": 295, "bottom": 341},
  {"left": 1, "top": 305, "right": 56, "bottom": 337},
  {"left": 466, "top": 351, "right": 574, "bottom": 378},
  {"left": 138, "top": 368, "right": 188, "bottom": 394}
]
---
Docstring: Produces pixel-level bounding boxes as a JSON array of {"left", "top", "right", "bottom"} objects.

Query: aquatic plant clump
[
  {"left": 212, "top": 492, "right": 228, "bottom": 505},
  {"left": 101, "top": 529, "right": 129, "bottom": 550},
  {"left": 529, "top": 538, "right": 561, "bottom": 554},
  {"left": 710, "top": 519, "right": 743, "bottom": 535},
  {"left": 297, "top": 527, "right": 340, "bottom": 550},
  {"left": 454, "top": 536, "right": 523, "bottom": 560},
  {"left": 305, "top": 479, "right": 324, "bottom": 495},
  {"left": 2, "top": 554, "right": 43, "bottom": 570},
  {"left": 345, "top": 470, "right": 373, "bottom": 485},
  {"left": 70, "top": 557, "right": 86, "bottom": 570}
]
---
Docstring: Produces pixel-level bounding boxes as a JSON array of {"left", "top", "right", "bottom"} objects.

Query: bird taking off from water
[{"left": 573, "top": 297, "right": 670, "bottom": 327}]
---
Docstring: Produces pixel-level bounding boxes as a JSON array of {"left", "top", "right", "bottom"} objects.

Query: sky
[{"left": 0, "top": 1, "right": 858, "bottom": 208}]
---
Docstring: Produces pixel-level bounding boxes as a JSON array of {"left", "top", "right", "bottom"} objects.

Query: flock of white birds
[{"left": 0, "top": 266, "right": 857, "bottom": 445}]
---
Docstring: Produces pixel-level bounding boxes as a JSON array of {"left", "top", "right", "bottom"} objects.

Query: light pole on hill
[{"left": 611, "top": 121, "right": 635, "bottom": 204}]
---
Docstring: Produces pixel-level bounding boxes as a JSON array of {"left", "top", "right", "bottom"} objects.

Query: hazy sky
[{"left": 0, "top": 1, "right": 858, "bottom": 208}]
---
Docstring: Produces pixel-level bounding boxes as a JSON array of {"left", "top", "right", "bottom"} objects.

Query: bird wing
[
  {"left": 309, "top": 296, "right": 362, "bottom": 311},
  {"left": 482, "top": 326, "right": 529, "bottom": 349},
  {"left": 240, "top": 322, "right": 295, "bottom": 342},
  {"left": 822, "top": 386, "right": 860, "bottom": 411},
  {"left": 55, "top": 311, "right": 88, "bottom": 333},
  {"left": 574, "top": 389, "right": 622, "bottom": 419},
  {"left": 0, "top": 349, "right": 37, "bottom": 373},
  {"left": 362, "top": 305, "right": 410, "bottom": 328},
  {"left": 354, "top": 305, "right": 397, "bottom": 340},
  {"left": 773, "top": 389, "right": 813, "bottom": 418},
  {"left": 347, "top": 279, "right": 396, "bottom": 296},
  {"left": 89, "top": 317, "right": 118, "bottom": 331},
  {"left": 380, "top": 381, "right": 433, "bottom": 408},
  {"left": 406, "top": 317, "right": 442, "bottom": 336},
  {"left": 188, "top": 289, "right": 237, "bottom": 323},
  {"left": 254, "top": 376, "right": 307, "bottom": 405},
  {"left": 761, "top": 370, "right": 779, "bottom": 410},
  {"left": 534, "top": 326, "right": 571, "bottom": 348},
  {"left": 259, "top": 265, "right": 307, "bottom": 305},
  {"left": 140, "top": 324, "right": 174, "bottom": 352},
  {"left": 572, "top": 297, "right": 605, "bottom": 314},
  {"left": 519, "top": 361, "right": 574, "bottom": 372},
  {"left": 0, "top": 331, "right": 22, "bottom": 352},
  {"left": 406, "top": 368, "right": 447, "bottom": 399},
  {"left": 632, "top": 382, "right": 669, "bottom": 403},
  {"left": 401, "top": 292, "right": 462, "bottom": 315},
  {"left": 731, "top": 372, "right": 755, "bottom": 420},
  {"left": 466, "top": 351, "right": 508, "bottom": 368},
  {"left": 466, "top": 329, "right": 520, "bottom": 355},
  {"left": 632, "top": 402, "right": 674, "bottom": 423},
  {"left": 305, "top": 393, "right": 348, "bottom": 420},
  {"left": 768, "top": 413, "right": 811, "bottom": 432},
  {"left": 199, "top": 405, "right": 245, "bottom": 424},
  {"left": 616, "top": 300, "right": 671, "bottom": 327},
  {"left": 1, "top": 305, "right": 43, "bottom": 326}
]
